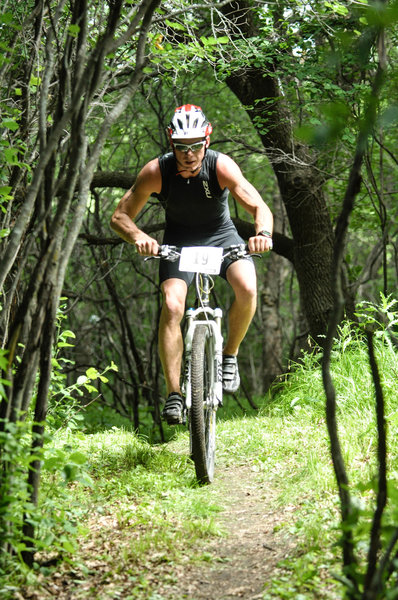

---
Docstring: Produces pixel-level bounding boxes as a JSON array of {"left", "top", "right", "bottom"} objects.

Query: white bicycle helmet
[{"left": 167, "top": 104, "right": 212, "bottom": 139}]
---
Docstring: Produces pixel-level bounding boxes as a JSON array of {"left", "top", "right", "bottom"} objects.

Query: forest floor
[{"left": 21, "top": 463, "right": 298, "bottom": 600}]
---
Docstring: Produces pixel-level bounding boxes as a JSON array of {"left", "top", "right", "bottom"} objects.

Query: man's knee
[
  {"left": 238, "top": 275, "right": 257, "bottom": 298},
  {"left": 161, "top": 279, "right": 187, "bottom": 321},
  {"left": 228, "top": 262, "right": 257, "bottom": 302},
  {"left": 162, "top": 295, "right": 185, "bottom": 321},
  {"left": 237, "top": 281, "right": 257, "bottom": 305}
]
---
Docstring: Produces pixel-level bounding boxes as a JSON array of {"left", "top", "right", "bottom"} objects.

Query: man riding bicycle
[{"left": 110, "top": 104, "right": 273, "bottom": 425}]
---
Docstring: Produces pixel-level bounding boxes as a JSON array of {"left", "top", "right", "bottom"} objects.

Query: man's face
[{"left": 172, "top": 137, "right": 206, "bottom": 176}]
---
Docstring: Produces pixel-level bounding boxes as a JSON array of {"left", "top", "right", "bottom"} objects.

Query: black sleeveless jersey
[{"left": 156, "top": 149, "right": 232, "bottom": 234}]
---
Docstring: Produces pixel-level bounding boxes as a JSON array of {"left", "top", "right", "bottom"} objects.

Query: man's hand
[
  {"left": 248, "top": 234, "right": 273, "bottom": 253},
  {"left": 135, "top": 234, "right": 159, "bottom": 256}
]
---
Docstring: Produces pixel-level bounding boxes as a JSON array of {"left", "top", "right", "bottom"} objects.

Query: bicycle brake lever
[{"left": 158, "top": 245, "right": 180, "bottom": 262}]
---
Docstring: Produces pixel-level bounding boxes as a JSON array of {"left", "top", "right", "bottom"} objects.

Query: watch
[{"left": 257, "top": 229, "right": 272, "bottom": 238}]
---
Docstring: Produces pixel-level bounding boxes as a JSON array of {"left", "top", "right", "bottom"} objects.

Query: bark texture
[{"left": 221, "top": 1, "right": 335, "bottom": 343}]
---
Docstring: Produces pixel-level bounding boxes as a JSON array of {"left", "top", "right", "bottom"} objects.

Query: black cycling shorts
[{"left": 159, "top": 221, "right": 254, "bottom": 286}]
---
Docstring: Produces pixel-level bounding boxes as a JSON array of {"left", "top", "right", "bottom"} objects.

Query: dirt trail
[
  {"left": 21, "top": 464, "right": 296, "bottom": 600},
  {"left": 160, "top": 464, "right": 296, "bottom": 600}
]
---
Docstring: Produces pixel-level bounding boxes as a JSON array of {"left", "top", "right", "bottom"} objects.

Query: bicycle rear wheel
[{"left": 190, "top": 324, "right": 217, "bottom": 484}]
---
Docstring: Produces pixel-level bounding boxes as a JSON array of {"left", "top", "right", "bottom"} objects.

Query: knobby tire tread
[{"left": 190, "top": 324, "right": 215, "bottom": 484}]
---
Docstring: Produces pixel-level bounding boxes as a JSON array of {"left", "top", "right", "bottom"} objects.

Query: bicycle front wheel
[{"left": 190, "top": 324, "right": 217, "bottom": 484}]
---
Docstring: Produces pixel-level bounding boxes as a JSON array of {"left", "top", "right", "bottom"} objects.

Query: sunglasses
[{"left": 173, "top": 140, "right": 206, "bottom": 153}]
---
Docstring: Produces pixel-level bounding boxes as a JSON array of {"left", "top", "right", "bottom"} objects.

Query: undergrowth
[{"left": 2, "top": 301, "right": 398, "bottom": 599}]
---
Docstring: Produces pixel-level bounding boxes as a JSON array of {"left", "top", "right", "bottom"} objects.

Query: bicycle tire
[{"left": 190, "top": 324, "right": 217, "bottom": 484}]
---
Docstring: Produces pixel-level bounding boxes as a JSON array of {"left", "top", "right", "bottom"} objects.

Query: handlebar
[{"left": 150, "top": 244, "right": 254, "bottom": 263}]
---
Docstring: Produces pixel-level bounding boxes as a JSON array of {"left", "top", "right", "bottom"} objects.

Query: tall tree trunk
[
  {"left": 259, "top": 208, "right": 286, "bottom": 389},
  {"left": 221, "top": 1, "right": 335, "bottom": 344}
]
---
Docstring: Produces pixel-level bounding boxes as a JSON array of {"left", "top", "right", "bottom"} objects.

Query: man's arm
[
  {"left": 217, "top": 154, "right": 273, "bottom": 253},
  {"left": 110, "top": 159, "right": 162, "bottom": 255}
]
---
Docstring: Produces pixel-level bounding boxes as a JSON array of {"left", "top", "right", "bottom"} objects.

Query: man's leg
[
  {"left": 223, "top": 259, "right": 257, "bottom": 393},
  {"left": 158, "top": 278, "right": 188, "bottom": 396},
  {"left": 224, "top": 259, "right": 257, "bottom": 355}
]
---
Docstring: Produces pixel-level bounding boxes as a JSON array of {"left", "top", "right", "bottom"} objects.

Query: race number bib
[{"left": 179, "top": 246, "right": 223, "bottom": 275}]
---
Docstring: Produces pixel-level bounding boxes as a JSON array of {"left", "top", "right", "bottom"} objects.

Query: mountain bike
[{"left": 147, "top": 243, "right": 251, "bottom": 484}]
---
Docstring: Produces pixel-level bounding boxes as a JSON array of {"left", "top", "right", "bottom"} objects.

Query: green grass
[{"left": 3, "top": 323, "right": 398, "bottom": 599}]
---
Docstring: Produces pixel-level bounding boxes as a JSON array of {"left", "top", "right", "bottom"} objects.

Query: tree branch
[{"left": 364, "top": 330, "right": 387, "bottom": 597}]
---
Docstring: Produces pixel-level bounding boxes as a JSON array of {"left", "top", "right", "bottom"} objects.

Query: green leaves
[
  {"left": 324, "top": 1, "right": 349, "bottom": 17},
  {"left": 49, "top": 307, "right": 119, "bottom": 431},
  {"left": 296, "top": 101, "right": 352, "bottom": 148},
  {"left": 355, "top": 294, "right": 398, "bottom": 335},
  {"left": 0, "top": 349, "right": 10, "bottom": 400},
  {"left": 1, "top": 118, "right": 19, "bottom": 131},
  {"left": 28, "top": 75, "right": 41, "bottom": 93},
  {"left": 56, "top": 329, "right": 75, "bottom": 349},
  {"left": 67, "top": 23, "right": 80, "bottom": 38},
  {"left": 164, "top": 19, "right": 186, "bottom": 31},
  {"left": 362, "top": 0, "right": 398, "bottom": 27},
  {"left": 0, "top": 104, "right": 30, "bottom": 190},
  {"left": 200, "top": 35, "right": 229, "bottom": 46},
  {"left": 0, "top": 348, "right": 9, "bottom": 371},
  {"left": 147, "top": 28, "right": 232, "bottom": 73},
  {"left": 76, "top": 363, "right": 118, "bottom": 393}
]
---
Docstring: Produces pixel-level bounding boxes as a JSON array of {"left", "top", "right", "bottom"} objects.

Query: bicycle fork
[{"left": 183, "top": 307, "right": 223, "bottom": 412}]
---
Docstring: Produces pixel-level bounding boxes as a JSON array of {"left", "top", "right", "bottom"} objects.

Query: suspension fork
[{"left": 183, "top": 311, "right": 223, "bottom": 410}]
